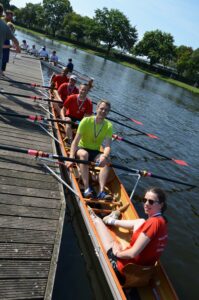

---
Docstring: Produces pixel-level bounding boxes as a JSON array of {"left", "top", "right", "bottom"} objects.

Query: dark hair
[{"left": 146, "top": 186, "right": 167, "bottom": 213}]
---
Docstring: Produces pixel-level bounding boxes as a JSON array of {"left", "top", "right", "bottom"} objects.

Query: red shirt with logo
[
  {"left": 52, "top": 75, "right": 69, "bottom": 89},
  {"left": 58, "top": 83, "right": 79, "bottom": 102},
  {"left": 117, "top": 216, "right": 168, "bottom": 273},
  {"left": 63, "top": 94, "right": 93, "bottom": 120}
]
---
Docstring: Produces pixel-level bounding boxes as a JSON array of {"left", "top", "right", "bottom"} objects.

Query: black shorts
[
  {"left": 107, "top": 248, "right": 125, "bottom": 285},
  {"left": 77, "top": 147, "right": 101, "bottom": 162}
]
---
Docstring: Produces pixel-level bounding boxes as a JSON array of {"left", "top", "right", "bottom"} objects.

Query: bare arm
[
  {"left": 66, "top": 132, "right": 81, "bottom": 168},
  {"left": 98, "top": 137, "right": 112, "bottom": 167},
  {"left": 11, "top": 36, "right": 20, "bottom": 53},
  {"left": 114, "top": 232, "right": 150, "bottom": 259}
]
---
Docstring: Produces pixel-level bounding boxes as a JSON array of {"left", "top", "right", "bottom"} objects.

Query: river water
[{"left": 16, "top": 30, "right": 199, "bottom": 300}]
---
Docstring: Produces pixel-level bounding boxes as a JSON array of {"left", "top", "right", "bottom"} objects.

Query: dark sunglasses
[{"left": 143, "top": 198, "right": 159, "bottom": 205}]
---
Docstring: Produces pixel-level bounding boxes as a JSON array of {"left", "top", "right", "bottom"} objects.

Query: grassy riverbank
[{"left": 16, "top": 25, "right": 199, "bottom": 95}]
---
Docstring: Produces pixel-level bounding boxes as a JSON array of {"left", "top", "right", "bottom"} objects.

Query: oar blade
[
  {"left": 146, "top": 133, "right": 159, "bottom": 139},
  {"left": 130, "top": 118, "right": 143, "bottom": 125},
  {"left": 172, "top": 159, "right": 188, "bottom": 166}
]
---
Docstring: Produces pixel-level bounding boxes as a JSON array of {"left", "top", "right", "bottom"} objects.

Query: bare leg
[
  {"left": 99, "top": 166, "right": 110, "bottom": 192},
  {"left": 91, "top": 215, "right": 115, "bottom": 252},
  {"left": 76, "top": 149, "right": 89, "bottom": 190},
  {"left": 64, "top": 117, "right": 72, "bottom": 140}
]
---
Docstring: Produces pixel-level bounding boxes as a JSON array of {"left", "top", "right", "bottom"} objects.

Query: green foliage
[
  {"left": 62, "top": 12, "right": 96, "bottom": 42},
  {"left": 1, "top": 0, "right": 10, "bottom": 10},
  {"left": 43, "top": 0, "right": 72, "bottom": 36},
  {"left": 15, "top": 3, "right": 44, "bottom": 29},
  {"left": 94, "top": 7, "right": 137, "bottom": 55},
  {"left": 134, "top": 30, "right": 175, "bottom": 66}
]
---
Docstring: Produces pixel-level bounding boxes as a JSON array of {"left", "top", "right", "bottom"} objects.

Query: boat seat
[{"left": 122, "top": 262, "right": 156, "bottom": 288}]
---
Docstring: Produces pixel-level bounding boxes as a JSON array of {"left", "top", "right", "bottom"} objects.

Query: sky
[{"left": 11, "top": 0, "right": 199, "bottom": 50}]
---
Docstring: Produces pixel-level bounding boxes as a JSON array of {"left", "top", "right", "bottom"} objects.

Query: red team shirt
[
  {"left": 63, "top": 94, "right": 93, "bottom": 120},
  {"left": 58, "top": 83, "right": 79, "bottom": 102},
  {"left": 52, "top": 74, "right": 69, "bottom": 89},
  {"left": 117, "top": 216, "right": 168, "bottom": 273}
]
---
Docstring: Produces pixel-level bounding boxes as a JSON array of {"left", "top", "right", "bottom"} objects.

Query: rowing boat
[{"left": 48, "top": 98, "right": 179, "bottom": 299}]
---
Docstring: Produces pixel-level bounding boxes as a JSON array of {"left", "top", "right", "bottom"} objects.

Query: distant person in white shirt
[
  {"left": 49, "top": 50, "right": 58, "bottom": 65},
  {"left": 39, "top": 46, "right": 49, "bottom": 60},
  {"left": 20, "top": 40, "right": 29, "bottom": 50},
  {"left": 29, "top": 44, "right": 38, "bottom": 56}
]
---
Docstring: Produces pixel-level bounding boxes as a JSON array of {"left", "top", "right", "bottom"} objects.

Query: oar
[
  {"left": 0, "top": 91, "right": 61, "bottom": 103},
  {"left": 0, "top": 144, "right": 195, "bottom": 188},
  {"left": 0, "top": 111, "right": 78, "bottom": 125},
  {"left": 91, "top": 98, "right": 143, "bottom": 126},
  {"left": 109, "top": 163, "right": 196, "bottom": 188},
  {"left": 0, "top": 78, "right": 52, "bottom": 89},
  {"left": 106, "top": 116, "right": 158, "bottom": 139},
  {"left": 112, "top": 134, "right": 188, "bottom": 166}
]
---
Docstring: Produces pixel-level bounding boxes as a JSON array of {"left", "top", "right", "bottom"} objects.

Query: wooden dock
[{"left": 0, "top": 53, "right": 65, "bottom": 299}]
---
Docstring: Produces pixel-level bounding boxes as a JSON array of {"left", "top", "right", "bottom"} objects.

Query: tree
[
  {"left": 1, "top": 0, "right": 10, "bottom": 10},
  {"left": 94, "top": 7, "right": 137, "bottom": 55},
  {"left": 134, "top": 30, "right": 175, "bottom": 66},
  {"left": 43, "top": 0, "right": 72, "bottom": 36},
  {"left": 175, "top": 45, "right": 193, "bottom": 75},
  {"left": 14, "top": 3, "right": 44, "bottom": 30}
]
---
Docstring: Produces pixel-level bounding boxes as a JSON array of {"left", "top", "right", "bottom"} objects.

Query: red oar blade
[
  {"left": 172, "top": 159, "right": 188, "bottom": 166},
  {"left": 146, "top": 133, "right": 158, "bottom": 139},
  {"left": 130, "top": 118, "right": 143, "bottom": 125}
]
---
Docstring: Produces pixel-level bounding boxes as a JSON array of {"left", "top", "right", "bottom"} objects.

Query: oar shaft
[
  {"left": 108, "top": 116, "right": 146, "bottom": 135},
  {"left": 0, "top": 78, "right": 50, "bottom": 89},
  {"left": 146, "top": 172, "right": 196, "bottom": 188},
  {"left": 116, "top": 136, "right": 170, "bottom": 160},
  {"left": 0, "top": 91, "right": 60, "bottom": 103},
  {"left": 0, "top": 111, "right": 77, "bottom": 125}
]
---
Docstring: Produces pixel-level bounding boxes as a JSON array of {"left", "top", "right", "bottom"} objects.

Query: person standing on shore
[{"left": 0, "top": 4, "right": 20, "bottom": 75}]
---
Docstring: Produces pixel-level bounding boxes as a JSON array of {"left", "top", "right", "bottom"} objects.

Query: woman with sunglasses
[{"left": 88, "top": 186, "right": 168, "bottom": 283}]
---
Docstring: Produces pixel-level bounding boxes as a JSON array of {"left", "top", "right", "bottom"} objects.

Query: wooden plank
[
  {"left": 0, "top": 260, "right": 50, "bottom": 278},
  {"left": 0, "top": 194, "right": 61, "bottom": 209},
  {"left": 0, "top": 278, "right": 46, "bottom": 299},
  {"left": 0, "top": 184, "right": 60, "bottom": 199},
  {"left": 0, "top": 168, "right": 57, "bottom": 183},
  {"left": 0, "top": 204, "right": 60, "bottom": 219},
  {"left": 0, "top": 136, "right": 52, "bottom": 151},
  {"left": 0, "top": 158, "right": 57, "bottom": 175},
  {"left": 0, "top": 128, "right": 50, "bottom": 143},
  {"left": 0, "top": 122, "right": 50, "bottom": 140},
  {"left": 0, "top": 228, "right": 55, "bottom": 244},
  {"left": 0, "top": 243, "right": 53, "bottom": 259},
  {"left": 0, "top": 215, "right": 58, "bottom": 231},
  {"left": 0, "top": 175, "right": 59, "bottom": 190}
]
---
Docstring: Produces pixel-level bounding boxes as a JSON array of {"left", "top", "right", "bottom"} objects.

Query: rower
[
  {"left": 66, "top": 58, "right": 74, "bottom": 73},
  {"left": 50, "top": 67, "right": 70, "bottom": 89},
  {"left": 67, "top": 100, "right": 113, "bottom": 200},
  {"left": 49, "top": 50, "right": 58, "bottom": 66},
  {"left": 39, "top": 46, "right": 49, "bottom": 60},
  {"left": 60, "top": 83, "right": 93, "bottom": 143}
]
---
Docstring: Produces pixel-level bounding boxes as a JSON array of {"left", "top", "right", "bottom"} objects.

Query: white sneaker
[{"left": 103, "top": 210, "right": 121, "bottom": 225}]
